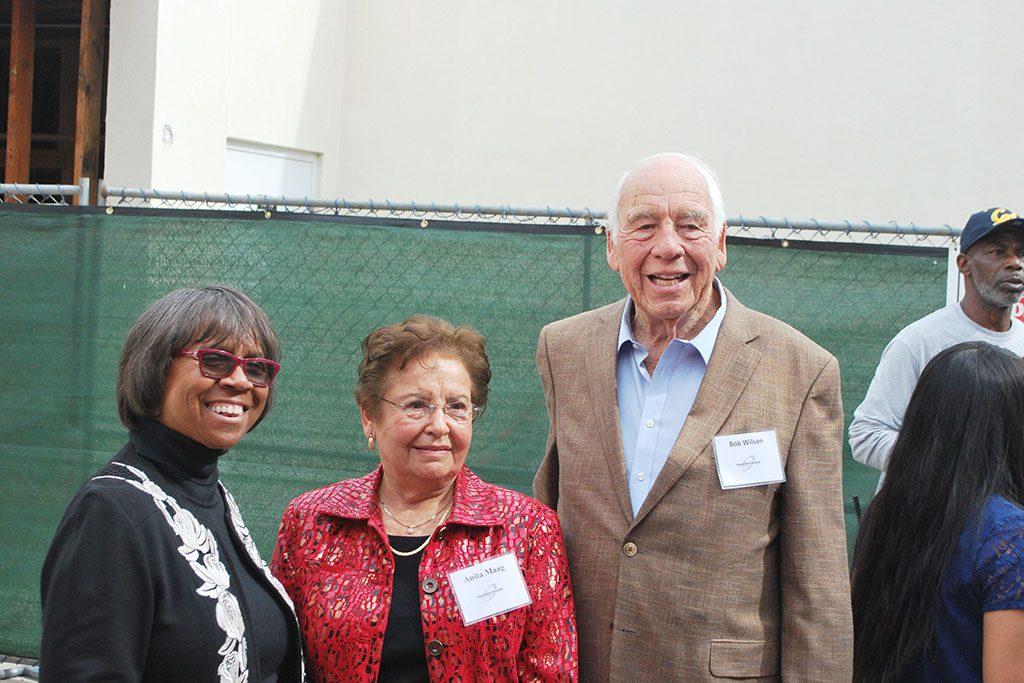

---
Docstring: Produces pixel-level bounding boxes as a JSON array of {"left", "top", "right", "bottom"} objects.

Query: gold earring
[{"left": 367, "top": 435, "right": 375, "bottom": 451}]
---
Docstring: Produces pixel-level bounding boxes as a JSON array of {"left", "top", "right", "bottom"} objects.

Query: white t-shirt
[{"left": 849, "top": 302, "right": 1024, "bottom": 491}]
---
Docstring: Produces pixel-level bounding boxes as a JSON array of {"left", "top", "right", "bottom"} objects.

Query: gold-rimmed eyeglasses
[{"left": 377, "top": 396, "right": 483, "bottom": 424}]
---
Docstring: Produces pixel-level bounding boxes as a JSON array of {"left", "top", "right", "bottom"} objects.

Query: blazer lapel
[
  {"left": 584, "top": 298, "right": 634, "bottom": 524},
  {"left": 630, "top": 290, "right": 763, "bottom": 529}
]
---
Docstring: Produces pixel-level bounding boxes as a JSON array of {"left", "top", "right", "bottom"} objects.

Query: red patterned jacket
[{"left": 271, "top": 466, "right": 578, "bottom": 682}]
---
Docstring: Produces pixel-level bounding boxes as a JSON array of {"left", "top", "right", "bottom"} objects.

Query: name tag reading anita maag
[
  {"left": 447, "top": 552, "right": 533, "bottom": 626},
  {"left": 712, "top": 429, "right": 786, "bottom": 490}
]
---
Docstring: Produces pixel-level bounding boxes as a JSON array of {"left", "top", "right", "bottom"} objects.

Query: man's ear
[
  {"left": 956, "top": 252, "right": 969, "bottom": 277},
  {"left": 715, "top": 222, "right": 728, "bottom": 271},
  {"left": 606, "top": 230, "right": 620, "bottom": 272}
]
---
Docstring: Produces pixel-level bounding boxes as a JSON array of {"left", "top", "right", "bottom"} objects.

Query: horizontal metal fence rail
[
  {"left": 0, "top": 660, "right": 38, "bottom": 680},
  {"left": 730, "top": 215, "right": 959, "bottom": 237},
  {"left": 0, "top": 180, "right": 966, "bottom": 239},
  {"left": 0, "top": 178, "right": 89, "bottom": 205},
  {"left": 102, "top": 185, "right": 601, "bottom": 224},
  {"left": 100, "top": 184, "right": 962, "bottom": 242}
]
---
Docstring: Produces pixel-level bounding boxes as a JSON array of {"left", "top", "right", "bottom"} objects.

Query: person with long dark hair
[{"left": 851, "top": 341, "right": 1024, "bottom": 681}]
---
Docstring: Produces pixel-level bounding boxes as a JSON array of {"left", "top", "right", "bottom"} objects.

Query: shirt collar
[{"left": 617, "top": 278, "right": 728, "bottom": 365}]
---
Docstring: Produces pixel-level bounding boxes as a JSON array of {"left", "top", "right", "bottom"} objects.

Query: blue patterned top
[{"left": 906, "top": 495, "right": 1024, "bottom": 681}]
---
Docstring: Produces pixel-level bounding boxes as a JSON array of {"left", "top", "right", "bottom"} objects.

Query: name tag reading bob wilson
[{"left": 712, "top": 429, "right": 786, "bottom": 490}]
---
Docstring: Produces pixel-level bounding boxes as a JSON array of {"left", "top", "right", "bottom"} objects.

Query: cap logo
[{"left": 991, "top": 208, "right": 1018, "bottom": 225}]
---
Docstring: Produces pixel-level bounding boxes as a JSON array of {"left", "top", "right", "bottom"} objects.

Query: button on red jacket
[{"left": 271, "top": 466, "right": 578, "bottom": 682}]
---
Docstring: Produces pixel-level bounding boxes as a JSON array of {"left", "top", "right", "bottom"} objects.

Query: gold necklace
[
  {"left": 388, "top": 507, "right": 451, "bottom": 557},
  {"left": 378, "top": 481, "right": 455, "bottom": 533},
  {"left": 380, "top": 499, "right": 447, "bottom": 533}
]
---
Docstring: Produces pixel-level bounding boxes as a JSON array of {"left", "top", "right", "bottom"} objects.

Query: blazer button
[
  {"left": 623, "top": 542, "right": 638, "bottom": 557},
  {"left": 427, "top": 639, "right": 445, "bottom": 657},
  {"left": 422, "top": 577, "right": 438, "bottom": 594}
]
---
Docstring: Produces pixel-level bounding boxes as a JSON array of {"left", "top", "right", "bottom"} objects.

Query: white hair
[{"left": 607, "top": 152, "right": 726, "bottom": 241}]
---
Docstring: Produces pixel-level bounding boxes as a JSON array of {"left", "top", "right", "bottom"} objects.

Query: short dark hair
[
  {"left": 116, "top": 285, "right": 281, "bottom": 430},
  {"left": 355, "top": 315, "right": 491, "bottom": 417},
  {"left": 851, "top": 341, "right": 1024, "bottom": 680}
]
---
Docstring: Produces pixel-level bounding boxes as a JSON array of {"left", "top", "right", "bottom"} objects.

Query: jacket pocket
[{"left": 708, "top": 639, "right": 779, "bottom": 679}]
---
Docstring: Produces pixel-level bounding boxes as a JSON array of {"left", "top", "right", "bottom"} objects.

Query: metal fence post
[
  {"left": 945, "top": 245, "right": 961, "bottom": 306},
  {"left": 78, "top": 177, "right": 91, "bottom": 206}
]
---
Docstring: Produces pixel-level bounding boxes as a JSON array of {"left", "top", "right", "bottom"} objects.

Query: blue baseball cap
[{"left": 961, "top": 207, "right": 1024, "bottom": 253}]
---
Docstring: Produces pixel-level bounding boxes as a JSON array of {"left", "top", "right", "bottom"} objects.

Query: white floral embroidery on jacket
[{"left": 95, "top": 462, "right": 304, "bottom": 683}]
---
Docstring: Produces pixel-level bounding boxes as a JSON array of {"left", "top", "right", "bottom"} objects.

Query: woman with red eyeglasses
[{"left": 40, "top": 285, "right": 305, "bottom": 682}]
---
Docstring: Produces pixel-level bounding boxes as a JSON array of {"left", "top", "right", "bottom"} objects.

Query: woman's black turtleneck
[
  {"left": 130, "top": 416, "right": 227, "bottom": 486},
  {"left": 40, "top": 419, "right": 301, "bottom": 682}
]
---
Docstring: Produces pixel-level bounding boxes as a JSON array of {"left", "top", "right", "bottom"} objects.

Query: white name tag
[
  {"left": 447, "top": 552, "right": 533, "bottom": 626},
  {"left": 712, "top": 429, "right": 786, "bottom": 489}
]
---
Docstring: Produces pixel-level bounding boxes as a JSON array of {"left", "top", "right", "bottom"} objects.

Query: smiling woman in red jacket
[{"left": 271, "top": 315, "right": 578, "bottom": 682}]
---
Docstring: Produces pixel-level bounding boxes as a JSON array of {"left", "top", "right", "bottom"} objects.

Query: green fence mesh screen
[{"left": 0, "top": 208, "right": 949, "bottom": 656}]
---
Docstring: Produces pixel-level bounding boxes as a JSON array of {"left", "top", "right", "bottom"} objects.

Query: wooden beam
[
  {"left": 5, "top": 0, "right": 35, "bottom": 198},
  {"left": 74, "top": 0, "right": 107, "bottom": 205},
  {"left": 59, "top": 39, "right": 79, "bottom": 184}
]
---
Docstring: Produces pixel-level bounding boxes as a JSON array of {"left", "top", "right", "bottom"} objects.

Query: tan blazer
[{"left": 533, "top": 290, "right": 853, "bottom": 681}]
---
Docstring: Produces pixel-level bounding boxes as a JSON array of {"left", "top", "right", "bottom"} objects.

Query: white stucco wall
[
  {"left": 104, "top": 0, "right": 347, "bottom": 193},
  {"left": 148, "top": 1, "right": 231, "bottom": 190},
  {"left": 225, "top": 1, "right": 346, "bottom": 195},
  {"left": 105, "top": 1, "right": 1024, "bottom": 226},
  {"left": 336, "top": 1, "right": 1024, "bottom": 226},
  {"left": 105, "top": 0, "right": 159, "bottom": 188}
]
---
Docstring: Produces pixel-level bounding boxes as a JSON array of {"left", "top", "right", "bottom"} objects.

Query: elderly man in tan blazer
[{"left": 534, "top": 153, "right": 853, "bottom": 681}]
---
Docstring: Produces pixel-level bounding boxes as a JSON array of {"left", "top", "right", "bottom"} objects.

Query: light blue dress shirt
[{"left": 616, "top": 280, "right": 727, "bottom": 517}]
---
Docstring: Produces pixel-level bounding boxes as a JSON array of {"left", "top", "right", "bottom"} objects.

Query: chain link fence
[
  {"left": 0, "top": 180, "right": 89, "bottom": 206},
  {"left": 0, "top": 191, "right": 959, "bottom": 658},
  {"left": 98, "top": 183, "right": 960, "bottom": 238}
]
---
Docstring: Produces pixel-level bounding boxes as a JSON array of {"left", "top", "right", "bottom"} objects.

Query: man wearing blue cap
[{"left": 851, "top": 207, "right": 1024, "bottom": 490}]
